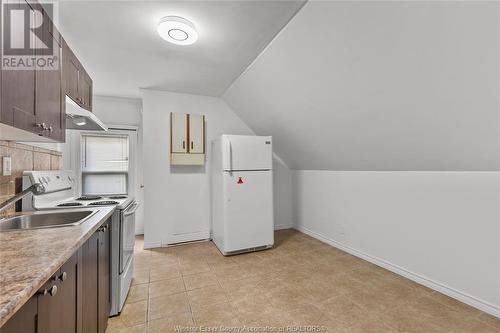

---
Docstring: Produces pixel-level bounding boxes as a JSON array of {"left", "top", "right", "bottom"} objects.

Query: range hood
[{"left": 65, "top": 96, "right": 108, "bottom": 131}]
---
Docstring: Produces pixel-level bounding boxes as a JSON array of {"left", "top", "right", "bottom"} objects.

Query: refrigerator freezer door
[
  {"left": 222, "top": 171, "right": 274, "bottom": 253},
  {"left": 222, "top": 135, "right": 272, "bottom": 171}
]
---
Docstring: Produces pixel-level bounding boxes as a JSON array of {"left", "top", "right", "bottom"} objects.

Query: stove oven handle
[{"left": 123, "top": 202, "right": 140, "bottom": 217}]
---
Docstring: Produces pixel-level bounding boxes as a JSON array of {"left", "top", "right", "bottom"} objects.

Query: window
[{"left": 81, "top": 134, "right": 129, "bottom": 195}]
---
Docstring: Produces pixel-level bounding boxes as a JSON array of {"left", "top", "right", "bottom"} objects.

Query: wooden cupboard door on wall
[
  {"left": 171, "top": 113, "right": 188, "bottom": 153},
  {"left": 62, "top": 40, "right": 80, "bottom": 104},
  {"left": 1, "top": 1, "right": 37, "bottom": 131},
  {"left": 188, "top": 114, "right": 205, "bottom": 154},
  {"left": 35, "top": 8, "right": 65, "bottom": 142},
  {"left": 79, "top": 70, "right": 92, "bottom": 111}
]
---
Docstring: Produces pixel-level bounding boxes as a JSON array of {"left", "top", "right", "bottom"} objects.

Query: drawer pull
[
  {"left": 48, "top": 285, "right": 57, "bottom": 296},
  {"left": 39, "top": 285, "right": 58, "bottom": 297},
  {"left": 58, "top": 271, "right": 67, "bottom": 282}
]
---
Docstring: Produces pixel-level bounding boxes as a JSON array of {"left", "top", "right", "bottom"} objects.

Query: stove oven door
[{"left": 120, "top": 202, "right": 139, "bottom": 274}]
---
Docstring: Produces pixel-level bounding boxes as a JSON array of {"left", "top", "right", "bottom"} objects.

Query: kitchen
[{"left": 0, "top": 1, "right": 499, "bottom": 333}]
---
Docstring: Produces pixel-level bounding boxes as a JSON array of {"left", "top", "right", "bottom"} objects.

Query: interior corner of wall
[{"left": 272, "top": 153, "right": 291, "bottom": 170}]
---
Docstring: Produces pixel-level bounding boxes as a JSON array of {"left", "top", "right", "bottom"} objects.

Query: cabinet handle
[
  {"left": 36, "top": 123, "right": 48, "bottom": 130},
  {"left": 48, "top": 285, "right": 57, "bottom": 296},
  {"left": 191, "top": 141, "right": 194, "bottom": 150},
  {"left": 58, "top": 271, "right": 67, "bottom": 282},
  {"left": 39, "top": 285, "right": 58, "bottom": 297},
  {"left": 182, "top": 141, "right": 186, "bottom": 149}
]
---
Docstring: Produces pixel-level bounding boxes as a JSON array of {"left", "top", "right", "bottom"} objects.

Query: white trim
[
  {"left": 274, "top": 224, "right": 294, "bottom": 230},
  {"left": 107, "top": 124, "right": 139, "bottom": 131},
  {"left": 165, "top": 230, "right": 210, "bottom": 246},
  {"left": 143, "top": 241, "right": 162, "bottom": 249},
  {"left": 295, "top": 224, "right": 500, "bottom": 319}
]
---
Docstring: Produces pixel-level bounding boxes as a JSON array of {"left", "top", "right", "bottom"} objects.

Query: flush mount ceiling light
[{"left": 157, "top": 16, "right": 198, "bottom": 45}]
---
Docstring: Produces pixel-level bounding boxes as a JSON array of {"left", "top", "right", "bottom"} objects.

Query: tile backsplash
[{"left": 0, "top": 141, "right": 63, "bottom": 216}]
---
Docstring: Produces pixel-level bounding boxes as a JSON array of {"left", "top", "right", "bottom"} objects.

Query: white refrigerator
[{"left": 211, "top": 135, "right": 274, "bottom": 255}]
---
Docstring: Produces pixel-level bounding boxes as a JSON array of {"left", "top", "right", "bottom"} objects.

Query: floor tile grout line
[{"left": 126, "top": 232, "right": 499, "bottom": 332}]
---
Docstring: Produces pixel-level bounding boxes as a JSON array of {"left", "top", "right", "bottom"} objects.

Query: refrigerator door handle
[
  {"left": 224, "top": 138, "right": 232, "bottom": 171},
  {"left": 229, "top": 141, "right": 232, "bottom": 172}
]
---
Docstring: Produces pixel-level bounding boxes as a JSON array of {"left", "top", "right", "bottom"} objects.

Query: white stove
[
  {"left": 21, "top": 170, "right": 133, "bottom": 211},
  {"left": 22, "top": 170, "right": 138, "bottom": 316}
]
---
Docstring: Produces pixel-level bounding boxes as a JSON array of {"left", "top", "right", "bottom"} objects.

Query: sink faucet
[{"left": 0, "top": 183, "right": 45, "bottom": 214}]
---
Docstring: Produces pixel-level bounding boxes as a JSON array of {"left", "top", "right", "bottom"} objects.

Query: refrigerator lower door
[{"left": 222, "top": 171, "right": 274, "bottom": 254}]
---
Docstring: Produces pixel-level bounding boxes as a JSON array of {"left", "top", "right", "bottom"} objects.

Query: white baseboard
[
  {"left": 165, "top": 230, "right": 210, "bottom": 246},
  {"left": 274, "top": 224, "right": 294, "bottom": 230},
  {"left": 143, "top": 241, "right": 161, "bottom": 249},
  {"left": 295, "top": 224, "right": 500, "bottom": 318}
]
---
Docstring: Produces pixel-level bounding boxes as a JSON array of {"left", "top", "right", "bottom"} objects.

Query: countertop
[{"left": 0, "top": 207, "right": 115, "bottom": 326}]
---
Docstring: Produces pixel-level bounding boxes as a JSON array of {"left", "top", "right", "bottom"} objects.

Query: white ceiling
[
  {"left": 55, "top": 0, "right": 305, "bottom": 98},
  {"left": 223, "top": 1, "right": 500, "bottom": 171}
]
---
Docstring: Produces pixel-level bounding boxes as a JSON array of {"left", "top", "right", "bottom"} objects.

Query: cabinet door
[
  {"left": 81, "top": 232, "right": 99, "bottom": 333},
  {"left": 171, "top": 113, "right": 188, "bottom": 153},
  {"left": 0, "top": 0, "right": 3, "bottom": 123},
  {"left": 35, "top": 8, "right": 65, "bottom": 142},
  {"left": 0, "top": 296, "right": 38, "bottom": 333},
  {"left": 1, "top": 1, "right": 37, "bottom": 132},
  {"left": 38, "top": 253, "right": 78, "bottom": 333},
  {"left": 79, "top": 70, "right": 92, "bottom": 111},
  {"left": 98, "top": 221, "right": 111, "bottom": 333},
  {"left": 188, "top": 114, "right": 204, "bottom": 154},
  {"left": 62, "top": 40, "right": 80, "bottom": 105}
]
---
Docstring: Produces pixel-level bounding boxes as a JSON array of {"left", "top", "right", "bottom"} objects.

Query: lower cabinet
[
  {"left": 0, "top": 218, "right": 111, "bottom": 333},
  {"left": 98, "top": 221, "right": 111, "bottom": 333},
  {"left": 82, "top": 220, "right": 110, "bottom": 333},
  {"left": 38, "top": 253, "right": 78, "bottom": 333},
  {"left": 0, "top": 296, "right": 37, "bottom": 333}
]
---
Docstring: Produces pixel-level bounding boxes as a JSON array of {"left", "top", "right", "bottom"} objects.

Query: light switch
[{"left": 3, "top": 156, "right": 12, "bottom": 176}]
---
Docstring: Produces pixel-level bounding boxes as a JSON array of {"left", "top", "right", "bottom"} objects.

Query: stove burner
[
  {"left": 77, "top": 195, "right": 103, "bottom": 201},
  {"left": 108, "top": 195, "right": 127, "bottom": 199},
  {"left": 57, "top": 202, "right": 83, "bottom": 207},
  {"left": 88, "top": 201, "right": 119, "bottom": 206}
]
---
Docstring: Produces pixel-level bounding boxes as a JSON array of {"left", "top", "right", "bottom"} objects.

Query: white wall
[
  {"left": 223, "top": 1, "right": 500, "bottom": 171},
  {"left": 91, "top": 96, "right": 142, "bottom": 127},
  {"left": 142, "top": 89, "right": 292, "bottom": 248},
  {"left": 62, "top": 96, "right": 145, "bottom": 234},
  {"left": 293, "top": 171, "right": 500, "bottom": 316}
]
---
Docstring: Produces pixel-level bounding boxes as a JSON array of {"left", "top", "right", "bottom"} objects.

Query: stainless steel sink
[{"left": 0, "top": 210, "right": 98, "bottom": 231}]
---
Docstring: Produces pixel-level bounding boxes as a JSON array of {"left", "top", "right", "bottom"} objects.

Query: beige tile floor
[{"left": 107, "top": 229, "right": 500, "bottom": 333}]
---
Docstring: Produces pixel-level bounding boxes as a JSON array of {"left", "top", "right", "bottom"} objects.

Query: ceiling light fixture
[{"left": 157, "top": 16, "right": 198, "bottom": 45}]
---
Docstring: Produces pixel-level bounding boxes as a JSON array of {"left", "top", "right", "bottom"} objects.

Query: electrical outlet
[{"left": 3, "top": 156, "right": 12, "bottom": 176}]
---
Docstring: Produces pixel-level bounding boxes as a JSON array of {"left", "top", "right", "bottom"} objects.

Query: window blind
[{"left": 81, "top": 134, "right": 129, "bottom": 195}]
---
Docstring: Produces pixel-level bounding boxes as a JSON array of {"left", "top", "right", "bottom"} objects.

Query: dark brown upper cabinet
[
  {"left": 34, "top": 4, "right": 65, "bottom": 142},
  {"left": 0, "top": 0, "right": 92, "bottom": 142},
  {"left": 1, "top": 0, "right": 37, "bottom": 133},
  {"left": 63, "top": 39, "right": 93, "bottom": 112}
]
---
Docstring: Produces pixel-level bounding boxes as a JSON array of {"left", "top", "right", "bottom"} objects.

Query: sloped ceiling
[
  {"left": 223, "top": 1, "right": 500, "bottom": 171},
  {"left": 55, "top": 1, "right": 305, "bottom": 98}
]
